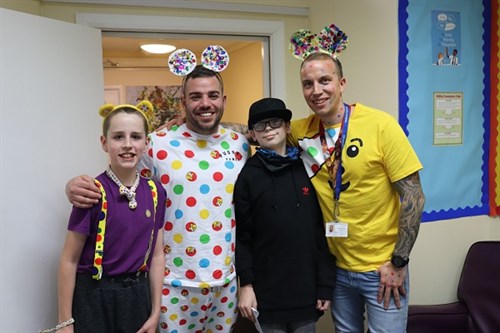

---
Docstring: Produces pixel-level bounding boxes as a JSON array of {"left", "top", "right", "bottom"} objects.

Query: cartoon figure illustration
[
  {"left": 446, "top": 47, "right": 459, "bottom": 65},
  {"left": 436, "top": 47, "right": 459, "bottom": 66},
  {"left": 437, "top": 52, "right": 444, "bottom": 65}
]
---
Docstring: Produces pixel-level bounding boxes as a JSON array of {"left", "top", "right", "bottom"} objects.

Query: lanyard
[{"left": 319, "top": 103, "right": 351, "bottom": 220}]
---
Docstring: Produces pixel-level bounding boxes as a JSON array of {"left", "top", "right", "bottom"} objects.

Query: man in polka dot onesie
[
  {"left": 142, "top": 65, "right": 249, "bottom": 332},
  {"left": 66, "top": 65, "right": 250, "bottom": 332}
]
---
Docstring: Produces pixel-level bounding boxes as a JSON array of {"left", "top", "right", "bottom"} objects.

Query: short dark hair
[
  {"left": 300, "top": 53, "right": 344, "bottom": 79},
  {"left": 182, "top": 65, "right": 224, "bottom": 94}
]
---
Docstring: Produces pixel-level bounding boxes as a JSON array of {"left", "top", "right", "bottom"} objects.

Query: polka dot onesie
[{"left": 139, "top": 124, "right": 250, "bottom": 332}]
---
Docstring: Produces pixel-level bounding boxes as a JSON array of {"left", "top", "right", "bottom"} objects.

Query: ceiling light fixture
[{"left": 140, "top": 44, "right": 176, "bottom": 54}]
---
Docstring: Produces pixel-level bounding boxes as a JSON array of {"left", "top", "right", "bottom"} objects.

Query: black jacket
[{"left": 234, "top": 148, "right": 336, "bottom": 324}]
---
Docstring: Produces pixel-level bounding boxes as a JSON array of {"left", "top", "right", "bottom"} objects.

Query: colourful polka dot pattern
[
  {"left": 92, "top": 180, "right": 107, "bottom": 280},
  {"left": 159, "top": 279, "right": 238, "bottom": 333},
  {"left": 140, "top": 124, "right": 249, "bottom": 288},
  {"left": 299, "top": 124, "right": 341, "bottom": 178}
]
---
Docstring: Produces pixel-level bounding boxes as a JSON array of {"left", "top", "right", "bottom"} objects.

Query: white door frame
[{"left": 76, "top": 13, "right": 285, "bottom": 99}]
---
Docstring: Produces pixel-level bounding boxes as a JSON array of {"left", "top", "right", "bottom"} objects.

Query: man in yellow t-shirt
[{"left": 287, "top": 52, "right": 425, "bottom": 333}]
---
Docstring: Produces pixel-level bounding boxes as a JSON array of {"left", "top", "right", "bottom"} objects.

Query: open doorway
[
  {"left": 101, "top": 31, "right": 268, "bottom": 128},
  {"left": 76, "top": 12, "right": 286, "bottom": 96}
]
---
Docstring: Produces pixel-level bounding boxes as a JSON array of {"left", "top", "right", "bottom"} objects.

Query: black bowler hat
[{"left": 248, "top": 98, "right": 292, "bottom": 129}]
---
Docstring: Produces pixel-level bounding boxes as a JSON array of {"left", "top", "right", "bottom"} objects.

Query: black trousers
[{"left": 72, "top": 272, "right": 151, "bottom": 333}]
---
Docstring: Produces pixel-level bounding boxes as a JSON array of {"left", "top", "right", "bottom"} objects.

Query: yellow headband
[{"left": 99, "top": 100, "right": 155, "bottom": 132}]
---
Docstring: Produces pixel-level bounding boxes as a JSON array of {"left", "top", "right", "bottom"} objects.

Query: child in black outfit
[{"left": 235, "top": 98, "right": 336, "bottom": 333}]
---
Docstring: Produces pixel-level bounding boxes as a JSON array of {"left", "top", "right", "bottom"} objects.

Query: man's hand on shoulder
[
  {"left": 155, "top": 114, "right": 186, "bottom": 132},
  {"left": 65, "top": 175, "right": 100, "bottom": 208},
  {"left": 221, "top": 122, "right": 255, "bottom": 144}
]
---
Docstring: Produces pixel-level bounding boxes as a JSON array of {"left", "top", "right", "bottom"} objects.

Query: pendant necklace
[{"left": 106, "top": 167, "right": 140, "bottom": 209}]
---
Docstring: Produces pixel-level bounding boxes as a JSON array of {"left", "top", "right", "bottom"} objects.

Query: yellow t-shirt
[{"left": 288, "top": 103, "right": 423, "bottom": 272}]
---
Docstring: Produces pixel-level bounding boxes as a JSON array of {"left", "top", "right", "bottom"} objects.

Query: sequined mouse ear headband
[
  {"left": 168, "top": 44, "right": 230, "bottom": 76},
  {"left": 99, "top": 100, "right": 155, "bottom": 132},
  {"left": 289, "top": 24, "right": 348, "bottom": 61}
]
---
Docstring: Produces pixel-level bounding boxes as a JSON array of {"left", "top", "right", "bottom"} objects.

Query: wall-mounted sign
[{"left": 433, "top": 92, "right": 463, "bottom": 145}]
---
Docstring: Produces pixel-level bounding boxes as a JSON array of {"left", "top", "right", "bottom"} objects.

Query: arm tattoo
[
  {"left": 221, "top": 122, "right": 258, "bottom": 145},
  {"left": 393, "top": 171, "right": 425, "bottom": 258}
]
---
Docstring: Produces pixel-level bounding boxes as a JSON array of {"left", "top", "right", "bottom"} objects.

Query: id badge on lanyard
[{"left": 324, "top": 104, "right": 350, "bottom": 238}]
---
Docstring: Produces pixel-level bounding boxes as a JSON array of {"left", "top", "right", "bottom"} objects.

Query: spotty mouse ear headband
[
  {"left": 99, "top": 100, "right": 155, "bottom": 132},
  {"left": 289, "top": 24, "right": 348, "bottom": 61},
  {"left": 168, "top": 45, "right": 230, "bottom": 76}
]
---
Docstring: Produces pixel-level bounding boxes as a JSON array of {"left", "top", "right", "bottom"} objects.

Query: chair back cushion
[{"left": 457, "top": 241, "right": 500, "bottom": 332}]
